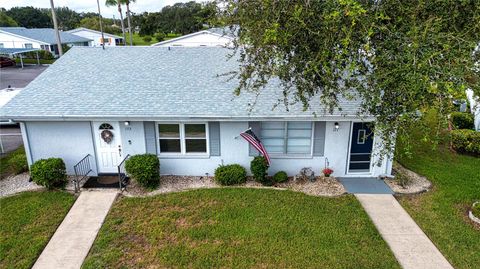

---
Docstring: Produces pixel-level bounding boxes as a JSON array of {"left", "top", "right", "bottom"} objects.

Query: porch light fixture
[
  {"left": 334, "top": 122, "right": 339, "bottom": 131},
  {"left": 124, "top": 121, "right": 130, "bottom": 126}
]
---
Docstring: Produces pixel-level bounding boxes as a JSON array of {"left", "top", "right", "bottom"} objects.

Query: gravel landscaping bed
[
  {"left": 0, "top": 173, "right": 79, "bottom": 197},
  {"left": 384, "top": 163, "right": 432, "bottom": 194},
  {"left": 0, "top": 173, "right": 42, "bottom": 197},
  {"left": 124, "top": 175, "right": 346, "bottom": 197}
]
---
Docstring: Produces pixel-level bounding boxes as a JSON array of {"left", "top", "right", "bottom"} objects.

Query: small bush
[
  {"left": 215, "top": 164, "right": 246, "bottom": 186},
  {"left": 125, "top": 154, "right": 160, "bottom": 189},
  {"left": 250, "top": 156, "right": 270, "bottom": 185},
  {"left": 451, "top": 112, "right": 474, "bottom": 130},
  {"left": 154, "top": 32, "right": 166, "bottom": 42},
  {"left": 30, "top": 158, "right": 67, "bottom": 189},
  {"left": 273, "top": 171, "right": 288, "bottom": 183},
  {"left": 8, "top": 152, "right": 28, "bottom": 175},
  {"left": 142, "top": 36, "right": 152, "bottom": 42},
  {"left": 451, "top": 129, "right": 480, "bottom": 156},
  {"left": 395, "top": 172, "right": 411, "bottom": 188}
]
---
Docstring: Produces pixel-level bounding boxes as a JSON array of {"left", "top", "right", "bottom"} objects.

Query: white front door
[{"left": 93, "top": 121, "right": 123, "bottom": 173}]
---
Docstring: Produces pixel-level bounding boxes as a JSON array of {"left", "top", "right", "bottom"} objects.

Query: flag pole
[{"left": 234, "top": 127, "right": 252, "bottom": 139}]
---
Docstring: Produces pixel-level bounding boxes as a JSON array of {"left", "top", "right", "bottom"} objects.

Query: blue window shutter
[
  {"left": 248, "top": 121, "right": 261, "bottom": 156},
  {"left": 313, "top": 122, "right": 326, "bottom": 156},
  {"left": 144, "top": 121, "right": 157, "bottom": 154},
  {"left": 209, "top": 122, "right": 221, "bottom": 156}
]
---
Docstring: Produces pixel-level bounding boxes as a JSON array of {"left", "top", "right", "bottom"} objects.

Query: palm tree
[
  {"left": 124, "top": 0, "right": 135, "bottom": 46},
  {"left": 106, "top": 0, "right": 126, "bottom": 45},
  {"left": 49, "top": 0, "right": 63, "bottom": 56}
]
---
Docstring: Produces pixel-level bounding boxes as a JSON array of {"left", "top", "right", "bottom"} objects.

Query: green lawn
[
  {"left": 0, "top": 146, "right": 25, "bottom": 180},
  {"left": 397, "top": 142, "right": 480, "bottom": 268},
  {"left": 0, "top": 191, "right": 76, "bottom": 269},
  {"left": 131, "top": 32, "right": 181, "bottom": 46},
  {"left": 83, "top": 188, "right": 399, "bottom": 268}
]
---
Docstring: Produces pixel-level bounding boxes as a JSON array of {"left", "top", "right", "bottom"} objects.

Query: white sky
[{"left": 0, "top": 0, "right": 201, "bottom": 18}]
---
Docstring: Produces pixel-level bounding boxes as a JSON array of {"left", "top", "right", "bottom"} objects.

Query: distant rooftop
[
  {"left": 67, "top": 27, "right": 123, "bottom": 39},
  {"left": 0, "top": 27, "right": 92, "bottom": 45}
]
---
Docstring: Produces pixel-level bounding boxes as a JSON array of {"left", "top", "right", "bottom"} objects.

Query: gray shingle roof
[
  {"left": 0, "top": 27, "right": 92, "bottom": 45},
  {"left": 0, "top": 46, "right": 364, "bottom": 120}
]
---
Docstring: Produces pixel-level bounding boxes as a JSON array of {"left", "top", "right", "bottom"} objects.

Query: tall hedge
[
  {"left": 30, "top": 158, "right": 67, "bottom": 189},
  {"left": 250, "top": 156, "right": 270, "bottom": 185},
  {"left": 451, "top": 129, "right": 480, "bottom": 156},
  {"left": 451, "top": 112, "right": 474, "bottom": 130},
  {"left": 125, "top": 154, "right": 160, "bottom": 189}
]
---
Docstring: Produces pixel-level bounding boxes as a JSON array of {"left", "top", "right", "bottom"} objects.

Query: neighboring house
[
  {"left": 151, "top": 28, "right": 234, "bottom": 47},
  {"left": 67, "top": 27, "right": 123, "bottom": 47},
  {"left": 466, "top": 89, "right": 480, "bottom": 131},
  {"left": 0, "top": 46, "right": 393, "bottom": 178},
  {"left": 0, "top": 27, "right": 92, "bottom": 56}
]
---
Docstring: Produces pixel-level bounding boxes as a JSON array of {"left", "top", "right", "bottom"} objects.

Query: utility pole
[
  {"left": 97, "top": 0, "right": 106, "bottom": 50},
  {"left": 49, "top": 0, "right": 63, "bottom": 56}
]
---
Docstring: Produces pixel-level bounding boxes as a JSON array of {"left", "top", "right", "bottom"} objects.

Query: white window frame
[
  {"left": 260, "top": 121, "right": 314, "bottom": 157},
  {"left": 357, "top": 129, "right": 366, "bottom": 144},
  {"left": 24, "top": 43, "right": 33, "bottom": 49},
  {"left": 156, "top": 122, "right": 210, "bottom": 157}
]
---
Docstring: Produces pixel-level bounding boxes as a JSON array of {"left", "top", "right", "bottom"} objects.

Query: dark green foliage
[
  {"left": 125, "top": 154, "right": 160, "bottom": 189},
  {"left": 250, "top": 156, "right": 270, "bottom": 185},
  {"left": 273, "top": 171, "right": 288, "bottom": 183},
  {"left": 0, "top": 147, "right": 27, "bottom": 179},
  {"left": 6, "top": 6, "right": 52, "bottom": 28},
  {"left": 154, "top": 32, "right": 166, "bottom": 42},
  {"left": 214, "top": 164, "right": 246, "bottom": 185},
  {"left": 30, "top": 158, "right": 67, "bottom": 189},
  {"left": 450, "top": 129, "right": 480, "bottom": 156},
  {"left": 0, "top": 9, "right": 18, "bottom": 27},
  {"left": 22, "top": 50, "right": 54, "bottom": 60},
  {"left": 219, "top": 0, "right": 480, "bottom": 157},
  {"left": 142, "top": 35, "right": 152, "bottom": 42},
  {"left": 8, "top": 152, "right": 28, "bottom": 175},
  {"left": 451, "top": 112, "right": 474, "bottom": 130}
]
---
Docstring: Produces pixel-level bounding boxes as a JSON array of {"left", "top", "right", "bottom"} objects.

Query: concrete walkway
[
  {"left": 356, "top": 194, "right": 453, "bottom": 269},
  {"left": 33, "top": 191, "right": 117, "bottom": 269}
]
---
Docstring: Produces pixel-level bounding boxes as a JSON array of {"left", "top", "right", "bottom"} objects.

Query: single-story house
[
  {"left": 0, "top": 46, "right": 393, "bottom": 178},
  {"left": 67, "top": 27, "right": 123, "bottom": 47},
  {"left": 0, "top": 27, "right": 92, "bottom": 56},
  {"left": 151, "top": 28, "right": 233, "bottom": 47}
]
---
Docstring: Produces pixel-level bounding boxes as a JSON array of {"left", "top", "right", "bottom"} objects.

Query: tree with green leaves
[
  {"left": 6, "top": 6, "right": 52, "bottom": 28},
  {"left": 219, "top": 0, "right": 480, "bottom": 157},
  {"left": 106, "top": 0, "right": 126, "bottom": 45},
  {"left": 0, "top": 9, "right": 18, "bottom": 27}
]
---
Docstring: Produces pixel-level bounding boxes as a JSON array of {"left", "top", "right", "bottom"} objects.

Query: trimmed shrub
[
  {"left": 30, "top": 158, "right": 67, "bottom": 189},
  {"left": 125, "top": 154, "right": 160, "bottom": 189},
  {"left": 8, "top": 152, "right": 28, "bottom": 175},
  {"left": 142, "top": 36, "right": 152, "bottom": 42},
  {"left": 451, "top": 112, "right": 474, "bottom": 130},
  {"left": 154, "top": 32, "right": 166, "bottom": 42},
  {"left": 250, "top": 156, "right": 270, "bottom": 185},
  {"left": 273, "top": 171, "right": 288, "bottom": 183},
  {"left": 451, "top": 129, "right": 480, "bottom": 156},
  {"left": 215, "top": 164, "right": 246, "bottom": 186}
]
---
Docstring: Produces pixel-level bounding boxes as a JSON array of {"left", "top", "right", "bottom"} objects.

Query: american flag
[{"left": 240, "top": 128, "right": 271, "bottom": 165}]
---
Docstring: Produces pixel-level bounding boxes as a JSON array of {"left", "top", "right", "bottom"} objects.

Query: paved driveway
[{"left": 0, "top": 65, "right": 48, "bottom": 89}]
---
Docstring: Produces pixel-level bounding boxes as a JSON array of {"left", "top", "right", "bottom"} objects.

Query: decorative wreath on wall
[{"left": 101, "top": 130, "right": 114, "bottom": 143}]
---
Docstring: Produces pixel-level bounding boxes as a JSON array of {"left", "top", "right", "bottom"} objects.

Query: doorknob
[{"left": 118, "top": 145, "right": 122, "bottom": 156}]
